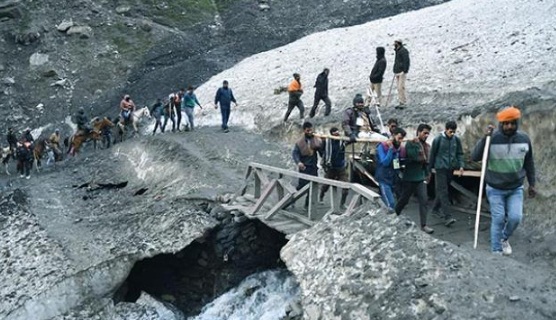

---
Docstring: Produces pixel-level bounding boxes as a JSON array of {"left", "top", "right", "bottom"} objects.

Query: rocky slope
[
  {"left": 282, "top": 203, "right": 556, "bottom": 320},
  {"left": 0, "top": 0, "right": 447, "bottom": 134},
  {"left": 0, "top": 128, "right": 293, "bottom": 319}
]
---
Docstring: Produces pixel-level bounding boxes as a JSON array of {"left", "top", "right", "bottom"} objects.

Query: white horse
[{"left": 117, "top": 106, "right": 151, "bottom": 141}]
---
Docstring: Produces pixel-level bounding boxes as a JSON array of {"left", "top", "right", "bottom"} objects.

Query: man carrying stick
[{"left": 472, "top": 106, "right": 536, "bottom": 255}]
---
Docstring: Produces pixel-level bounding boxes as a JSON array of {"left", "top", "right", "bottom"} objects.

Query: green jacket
[
  {"left": 403, "top": 140, "right": 429, "bottom": 181},
  {"left": 428, "top": 133, "right": 464, "bottom": 171}
]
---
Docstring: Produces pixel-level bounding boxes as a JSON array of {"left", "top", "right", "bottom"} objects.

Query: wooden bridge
[{"left": 223, "top": 162, "right": 380, "bottom": 237}]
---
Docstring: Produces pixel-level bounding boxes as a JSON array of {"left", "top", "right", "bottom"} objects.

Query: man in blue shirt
[{"left": 214, "top": 80, "right": 237, "bottom": 133}]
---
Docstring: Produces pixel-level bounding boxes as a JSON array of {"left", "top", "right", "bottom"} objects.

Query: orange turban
[{"left": 496, "top": 106, "right": 521, "bottom": 122}]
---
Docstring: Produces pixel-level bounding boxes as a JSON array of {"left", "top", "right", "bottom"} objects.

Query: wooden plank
[
  {"left": 249, "top": 162, "right": 354, "bottom": 189},
  {"left": 450, "top": 181, "right": 490, "bottom": 211},
  {"left": 344, "top": 194, "right": 361, "bottom": 216},
  {"left": 265, "top": 193, "right": 293, "bottom": 220},
  {"left": 431, "top": 168, "right": 481, "bottom": 178},
  {"left": 330, "top": 186, "right": 340, "bottom": 212},
  {"left": 254, "top": 171, "right": 261, "bottom": 199},
  {"left": 352, "top": 160, "right": 380, "bottom": 187},
  {"left": 279, "top": 179, "right": 297, "bottom": 193},
  {"left": 280, "top": 210, "right": 316, "bottom": 226},
  {"left": 251, "top": 179, "right": 278, "bottom": 216},
  {"left": 237, "top": 165, "right": 253, "bottom": 196},
  {"left": 265, "top": 183, "right": 310, "bottom": 220},
  {"left": 276, "top": 180, "right": 284, "bottom": 200},
  {"left": 314, "top": 133, "right": 386, "bottom": 143},
  {"left": 307, "top": 181, "right": 319, "bottom": 221},
  {"left": 350, "top": 183, "right": 380, "bottom": 200}
]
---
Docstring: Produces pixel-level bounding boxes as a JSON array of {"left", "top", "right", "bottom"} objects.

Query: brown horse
[
  {"left": 68, "top": 117, "right": 115, "bottom": 155},
  {"left": 33, "top": 138, "right": 50, "bottom": 172}
]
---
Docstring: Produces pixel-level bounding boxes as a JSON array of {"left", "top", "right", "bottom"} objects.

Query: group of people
[
  {"left": 292, "top": 102, "right": 535, "bottom": 255},
  {"left": 284, "top": 39, "right": 411, "bottom": 122},
  {"left": 149, "top": 81, "right": 237, "bottom": 135},
  {"left": 3, "top": 126, "right": 62, "bottom": 179}
]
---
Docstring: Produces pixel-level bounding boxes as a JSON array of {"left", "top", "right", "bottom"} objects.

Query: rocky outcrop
[{"left": 281, "top": 203, "right": 556, "bottom": 319}]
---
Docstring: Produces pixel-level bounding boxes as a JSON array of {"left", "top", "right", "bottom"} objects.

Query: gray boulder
[{"left": 57, "top": 19, "right": 74, "bottom": 32}]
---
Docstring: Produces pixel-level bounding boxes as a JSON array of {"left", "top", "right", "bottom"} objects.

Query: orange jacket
[{"left": 288, "top": 79, "right": 302, "bottom": 93}]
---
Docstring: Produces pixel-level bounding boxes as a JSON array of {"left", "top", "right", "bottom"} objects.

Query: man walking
[
  {"left": 182, "top": 85, "right": 203, "bottom": 131},
  {"left": 309, "top": 68, "right": 332, "bottom": 118},
  {"left": 369, "top": 47, "right": 387, "bottom": 105},
  {"left": 393, "top": 40, "right": 410, "bottom": 109},
  {"left": 7, "top": 127, "right": 17, "bottom": 159},
  {"left": 150, "top": 98, "right": 164, "bottom": 135},
  {"left": 284, "top": 73, "right": 304, "bottom": 122},
  {"left": 319, "top": 127, "right": 348, "bottom": 208},
  {"left": 214, "top": 80, "right": 237, "bottom": 132},
  {"left": 395, "top": 124, "right": 434, "bottom": 234},
  {"left": 428, "top": 120, "right": 464, "bottom": 226},
  {"left": 292, "top": 121, "right": 322, "bottom": 208},
  {"left": 472, "top": 106, "right": 535, "bottom": 255},
  {"left": 375, "top": 127, "right": 406, "bottom": 213}
]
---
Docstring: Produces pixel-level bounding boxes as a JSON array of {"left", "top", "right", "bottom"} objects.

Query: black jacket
[
  {"left": 313, "top": 71, "right": 329, "bottom": 97},
  {"left": 370, "top": 49, "right": 387, "bottom": 83},
  {"left": 393, "top": 45, "right": 410, "bottom": 74},
  {"left": 342, "top": 107, "right": 380, "bottom": 138}
]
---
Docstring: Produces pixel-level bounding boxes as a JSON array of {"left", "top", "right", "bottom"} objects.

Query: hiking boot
[
  {"left": 224, "top": 129, "right": 230, "bottom": 133},
  {"left": 26, "top": 175, "right": 30, "bottom": 180},
  {"left": 421, "top": 225, "right": 434, "bottom": 234},
  {"left": 492, "top": 251, "right": 503, "bottom": 256},
  {"left": 501, "top": 239, "right": 512, "bottom": 255},
  {"left": 20, "top": 174, "right": 24, "bottom": 178},
  {"left": 444, "top": 218, "right": 456, "bottom": 227}
]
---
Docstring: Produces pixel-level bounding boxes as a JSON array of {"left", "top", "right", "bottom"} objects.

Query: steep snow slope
[{"left": 193, "top": 0, "right": 555, "bottom": 130}]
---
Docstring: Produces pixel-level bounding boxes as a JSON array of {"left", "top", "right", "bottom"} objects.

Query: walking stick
[
  {"left": 473, "top": 133, "right": 492, "bottom": 249},
  {"left": 383, "top": 74, "right": 396, "bottom": 109}
]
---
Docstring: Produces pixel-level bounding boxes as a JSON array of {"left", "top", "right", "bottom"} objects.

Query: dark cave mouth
[{"left": 113, "top": 218, "right": 290, "bottom": 316}]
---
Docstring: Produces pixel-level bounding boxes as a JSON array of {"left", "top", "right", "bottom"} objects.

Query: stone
[
  {"left": 259, "top": 3, "right": 270, "bottom": 11},
  {"left": 2, "top": 77, "right": 15, "bottom": 85},
  {"left": 115, "top": 5, "right": 131, "bottom": 15},
  {"left": 509, "top": 295, "right": 521, "bottom": 302},
  {"left": 139, "top": 20, "right": 152, "bottom": 32},
  {"left": 57, "top": 19, "right": 74, "bottom": 32},
  {"left": 14, "top": 31, "right": 40, "bottom": 45},
  {"left": 67, "top": 25, "right": 93, "bottom": 38},
  {"left": 51, "top": 79, "right": 67, "bottom": 87},
  {"left": 29, "top": 53, "right": 49, "bottom": 66}
]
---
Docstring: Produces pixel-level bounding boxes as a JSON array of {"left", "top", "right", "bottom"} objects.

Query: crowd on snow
[{"left": 2, "top": 39, "right": 537, "bottom": 256}]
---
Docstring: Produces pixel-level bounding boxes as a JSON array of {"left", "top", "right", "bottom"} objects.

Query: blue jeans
[
  {"left": 379, "top": 182, "right": 395, "bottom": 210},
  {"left": 184, "top": 107, "right": 195, "bottom": 130},
  {"left": 220, "top": 104, "right": 231, "bottom": 130},
  {"left": 486, "top": 185, "right": 523, "bottom": 252}
]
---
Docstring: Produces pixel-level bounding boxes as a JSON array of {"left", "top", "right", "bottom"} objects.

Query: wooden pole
[
  {"left": 474, "top": 135, "right": 491, "bottom": 249},
  {"left": 313, "top": 134, "right": 385, "bottom": 143},
  {"left": 383, "top": 74, "right": 396, "bottom": 108}
]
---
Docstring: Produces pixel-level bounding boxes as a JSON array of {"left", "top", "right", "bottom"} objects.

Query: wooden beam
[
  {"left": 450, "top": 205, "right": 490, "bottom": 218},
  {"left": 307, "top": 181, "right": 319, "bottom": 221},
  {"left": 237, "top": 165, "right": 254, "bottom": 196},
  {"left": 280, "top": 210, "right": 316, "bottom": 226},
  {"left": 352, "top": 160, "right": 380, "bottom": 187},
  {"left": 330, "top": 186, "right": 340, "bottom": 212},
  {"left": 350, "top": 184, "right": 380, "bottom": 200},
  {"left": 278, "top": 179, "right": 297, "bottom": 194},
  {"left": 450, "top": 181, "right": 490, "bottom": 211},
  {"left": 344, "top": 194, "right": 361, "bottom": 216},
  {"left": 254, "top": 172, "right": 261, "bottom": 199},
  {"left": 314, "top": 133, "right": 386, "bottom": 143},
  {"left": 249, "top": 162, "right": 355, "bottom": 189},
  {"left": 251, "top": 179, "right": 278, "bottom": 216},
  {"left": 265, "top": 183, "right": 311, "bottom": 220}
]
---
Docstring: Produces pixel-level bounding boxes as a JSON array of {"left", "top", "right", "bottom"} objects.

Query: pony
[
  {"left": 67, "top": 116, "right": 117, "bottom": 155},
  {"left": 116, "top": 106, "right": 151, "bottom": 142},
  {"left": 33, "top": 138, "right": 50, "bottom": 172},
  {"left": 1, "top": 146, "right": 12, "bottom": 175},
  {"left": 91, "top": 116, "right": 115, "bottom": 149}
]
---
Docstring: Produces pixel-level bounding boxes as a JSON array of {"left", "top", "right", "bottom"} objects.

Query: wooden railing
[{"left": 237, "top": 162, "right": 380, "bottom": 227}]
